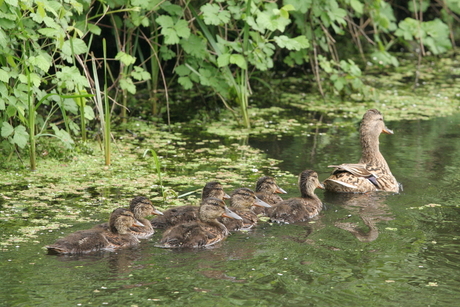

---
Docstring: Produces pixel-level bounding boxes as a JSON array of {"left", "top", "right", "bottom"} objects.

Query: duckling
[
  {"left": 151, "top": 181, "right": 230, "bottom": 229},
  {"left": 46, "top": 208, "right": 143, "bottom": 255},
  {"left": 253, "top": 176, "right": 287, "bottom": 215},
  {"left": 268, "top": 170, "right": 324, "bottom": 224},
  {"left": 156, "top": 197, "right": 242, "bottom": 249},
  {"left": 95, "top": 196, "right": 163, "bottom": 239},
  {"left": 221, "top": 188, "right": 271, "bottom": 231},
  {"left": 323, "top": 109, "right": 400, "bottom": 193}
]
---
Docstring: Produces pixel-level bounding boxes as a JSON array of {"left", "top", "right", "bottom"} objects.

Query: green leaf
[
  {"left": 350, "top": 0, "right": 364, "bottom": 14},
  {"left": 174, "top": 19, "right": 191, "bottom": 39},
  {"left": 131, "top": 66, "right": 151, "bottom": 81},
  {"left": 87, "top": 23, "right": 101, "bottom": 35},
  {"left": 217, "top": 53, "right": 231, "bottom": 67},
  {"left": 178, "top": 76, "right": 193, "bottom": 89},
  {"left": 29, "top": 54, "right": 52, "bottom": 72},
  {"left": 12, "top": 125, "right": 28, "bottom": 148},
  {"left": 175, "top": 64, "right": 190, "bottom": 76},
  {"left": 62, "top": 38, "right": 88, "bottom": 56},
  {"left": 120, "top": 77, "right": 136, "bottom": 94},
  {"left": 0, "top": 68, "right": 9, "bottom": 82},
  {"left": 283, "top": 0, "right": 312, "bottom": 13},
  {"left": 201, "top": 3, "right": 230, "bottom": 25},
  {"left": 84, "top": 105, "right": 95, "bottom": 120},
  {"left": 181, "top": 34, "right": 207, "bottom": 59},
  {"left": 163, "top": 28, "right": 180, "bottom": 44},
  {"left": 115, "top": 51, "right": 136, "bottom": 65},
  {"left": 229, "top": 54, "right": 247, "bottom": 69},
  {"left": 156, "top": 15, "right": 175, "bottom": 28},
  {"left": 51, "top": 124, "right": 74, "bottom": 149},
  {"left": 274, "top": 35, "right": 309, "bottom": 51},
  {"left": 1, "top": 122, "right": 14, "bottom": 138}
]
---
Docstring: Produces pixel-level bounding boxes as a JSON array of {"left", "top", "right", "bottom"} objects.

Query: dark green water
[{"left": 2, "top": 114, "right": 460, "bottom": 306}]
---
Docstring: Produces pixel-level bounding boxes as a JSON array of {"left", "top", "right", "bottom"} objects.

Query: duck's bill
[
  {"left": 152, "top": 208, "right": 164, "bottom": 215},
  {"left": 275, "top": 186, "right": 288, "bottom": 194},
  {"left": 382, "top": 127, "right": 394, "bottom": 135},
  {"left": 254, "top": 197, "right": 271, "bottom": 208},
  {"left": 223, "top": 193, "right": 231, "bottom": 200},
  {"left": 133, "top": 220, "right": 145, "bottom": 227},
  {"left": 317, "top": 182, "right": 325, "bottom": 189},
  {"left": 222, "top": 207, "right": 243, "bottom": 220}
]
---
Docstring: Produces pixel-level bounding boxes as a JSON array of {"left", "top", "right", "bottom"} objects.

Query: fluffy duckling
[
  {"left": 157, "top": 197, "right": 242, "bottom": 249},
  {"left": 46, "top": 208, "right": 144, "bottom": 255},
  {"left": 253, "top": 176, "right": 287, "bottom": 215},
  {"left": 323, "top": 109, "right": 400, "bottom": 193},
  {"left": 221, "top": 188, "right": 271, "bottom": 231},
  {"left": 151, "top": 181, "right": 230, "bottom": 229},
  {"left": 96, "top": 196, "right": 163, "bottom": 239},
  {"left": 268, "top": 170, "right": 324, "bottom": 224}
]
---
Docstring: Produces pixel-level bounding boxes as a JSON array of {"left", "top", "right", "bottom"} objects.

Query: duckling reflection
[
  {"left": 151, "top": 181, "right": 230, "bottom": 229},
  {"left": 324, "top": 192, "right": 394, "bottom": 242},
  {"left": 156, "top": 198, "right": 242, "bottom": 249}
]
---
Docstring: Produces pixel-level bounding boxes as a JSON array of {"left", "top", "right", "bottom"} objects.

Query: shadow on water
[{"left": 2, "top": 114, "right": 460, "bottom": 305}]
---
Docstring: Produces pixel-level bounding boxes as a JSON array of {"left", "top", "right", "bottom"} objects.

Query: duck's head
[
  {"left": 299, "top": 170, "right": 324, "bottom": 197},
  {"left": 230, "top": 188, "right": 271, "bottom": 210},
  {"left": 199, "top": 197, "right": 242, "bottom": 222},
  {"left": 109, "top": 208, "right": 145, "bottom": 234},
  {"left": 360, "top": 109, "right": 393, "bottom": 139},
  {"left": 255, "top": 176, "right": 287, "bottom": 194},
  {"left": 202, "top": 181, "right": 231, "bottom": 200},
  {"left": 129, "top": 196, "right": 163, "bottom": 219}
]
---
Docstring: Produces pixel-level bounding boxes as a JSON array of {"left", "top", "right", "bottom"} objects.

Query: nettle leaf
[
  {"left": 201, "top": 3, "right": 230, "bottom": 25},
  {"left": 115, "top": 51, "right": 136, "bottom": 65},
  {"left": 120, "top": 77, "right": 136, "bottom": 94},
  {"left": 0, "top": 68, "right": 9, "bottom": 82},
  {"left": 217, "top": 53, "right": 231, "bottom": 67},
  {"left": 1, "top": 122, "right": 14, "bottom": 138},
  {"left": 132, "top": 66, "right": 151, "bottom": 81},
  {"left": 229, "top": 54, "right": 247, "bottom": 69},
  {"left": 178, "top": 76, "right": 193, "bottom": 89},
  {"left": 13, "top": 125, "right": 28, "bottom": 148}
]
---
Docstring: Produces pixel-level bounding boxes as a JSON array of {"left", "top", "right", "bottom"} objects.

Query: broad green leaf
[
  {"left": 1, "top": 122, "right": 14, "bottom": 138},
  {"left": 217, "top": 53, "right": 231, "bottom": 67},
  {"left": 51, "top": 124, "right": 74, "bottom": 149},
  {"left": 115, "top": 51, "right": 136, "bottom": 66},
  {"left": 156, "top": 15, "right": 175, "bottom": 28},
  {"left": 120, "top": 77, "right": 136, "bottom": 94},
  {"left": 181, "top": 34, "right": 207, "bottom": 59},
  {"left": 163, "top": 28, "right": 180, "bottom": 44},
  {"left": 13, "top": 125, "right": 28, "bottom": 148},
  {"left": 350, "top": 0, "right": 364, "bottom": 14},
  {"left": 229, "top": 54, "right": 247, "bottom": 69},
  {"left": 178, "top": 76, "right": 193, "bottom": 89},
  {"left": 274, "top": 35, "right": 309, "bottom": 51},
  {"left": 0, "top": 68, "right": 9, "bottom": 82},
  {"left": 201, "top": 3, "right": 230, "bottom": 25},
  {"left": 131, "top": 66, "right": 151, "bottom": 81},
  {"left": 29, "top": 54, "right": 52, "bottom": 72},
  {"left": 84, "top": 105, "right": 95, "bottom": 120},
  {"left": 175, "top": 64, "right": 190, "bottom": 76},
  {"left": 87, "top": 23, "right": 101, "bottom": 35},
  {"left": 174, "top": 19, "right": 191, "bottom": 39},
  {"left": 160, "top": 1, "right": 183, "bottom": 16},
  {"left": 283, "top": 0, "right": 312, "bottom": 13},
  {"left": 62, "top": 38, "right": 88, "bottom": 57}
]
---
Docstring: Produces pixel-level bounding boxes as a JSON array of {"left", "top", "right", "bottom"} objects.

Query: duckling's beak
[
  {"left": 317, "top": 182, "right": 325, "bottom": 189},
  {"left": 223, "top": 193, "right": 231, "bottom": 200},
  {"left": 132, "top": 220, "right": 145, "bottom": 227},
  {"left": 382, "top": 126, "right": 394, "bottom": 135},
  {"left": 222, "top": 207, "right": 243, "bottom": 220},
  {"left": 275, "top": 186, "right": 288, "bottom": 194},
  {"left": 254, "top": 197, "right": 271, "bottom": 208},
  {"left": 152, "top": 208, "right": 164, "bottom": 215}
]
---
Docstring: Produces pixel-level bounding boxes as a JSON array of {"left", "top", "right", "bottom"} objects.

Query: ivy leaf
[
  {"left": 12, "top": 125, "right": 29, "bottom": 148},
  {"left": 115, "top": 51, "right": 136, "bottom": 66},
  {"left": 1, "top": 122, "right": 14, "bottom": 138}
]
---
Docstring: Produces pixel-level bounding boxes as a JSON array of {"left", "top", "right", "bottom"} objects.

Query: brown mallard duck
[
  {"left": 268, "top": 170, "right": 324, "bottom": 224},
  {"left": 46, "top": 208, "right": 144, "bottom": 255},
  {"left": 156, "top": 197, "right": 242, "bottom": 249},
  {"left": 151, "top": 181, "right": 230, "bottom": 229},
  {"left": 95, "top": 196, "right": 163, "bottom": 239},
  {"left": 323, "top": 109, "right": 400, "bottom": 193},
  {"left": 253, "top": 176, "right": 287, "bottom": 215},
  {"left": 220, "top": 187, "right": 271, "bottom": 231}
]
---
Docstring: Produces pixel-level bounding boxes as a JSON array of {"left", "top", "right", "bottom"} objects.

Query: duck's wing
[{"left": 328, "top": 163, "right": 377, "bottom": 178}]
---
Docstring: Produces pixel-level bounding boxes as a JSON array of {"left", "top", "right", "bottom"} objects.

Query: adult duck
[
  {"left": 157, "top": 197, "right": 242, "bottom": 249},
  {"left": 253, "top": 176, "right": 287, "bottom": 215},
  {"left": 46, "top": 208, "right": 144, "bottom": 255},
  {"left": 268, "top": 170, "right": 324, "bottom": 224},
  {"left": 323, "top": 109, "right": 400, "bottom": 193},
  {"left": 221, "top": 187, "right": 271, "bottom": 231},
  {"left": 96, "top": 196, "right": 163, "bottom": 239},
  {"left": 151, "top": 181, "right": 230, "bottom": 229}
]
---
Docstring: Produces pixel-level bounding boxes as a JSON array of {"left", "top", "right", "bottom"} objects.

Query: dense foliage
[{"left": 0, "top": 0, "right": 458, "bottom": 169}]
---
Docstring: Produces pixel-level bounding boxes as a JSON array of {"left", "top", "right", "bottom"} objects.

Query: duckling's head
[
  {"left": 255, "top": 176, "right": 287, "bottom": 194},
  {"left": 199, "top": 197, "right": 242, "bottom": 222},
  {"left": 202, "top": 182, "right": 231, "bottom": 200},
  {"left": 299, "top": 170, "right": 324, "bottom": 197},
  {"left": 109, "top": 208, "right": 144, "bottom": 234},
  {"left": 360, "top": 109, "right": 393, "bottom": 140},
  {"left": 129, "top": 196, "right": 163, "bottom": 219},
  {"left": 230, "top": 188, "right": 271, "bottom": 210}
]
